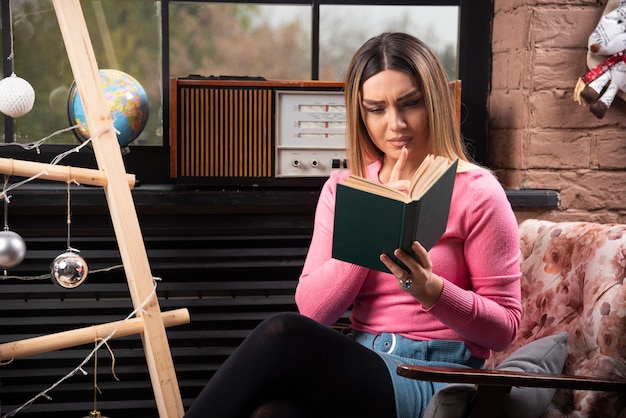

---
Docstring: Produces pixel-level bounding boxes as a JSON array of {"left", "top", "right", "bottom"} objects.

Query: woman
[{"left": 184, "top": 32, "right": 521, "bottom": 418}]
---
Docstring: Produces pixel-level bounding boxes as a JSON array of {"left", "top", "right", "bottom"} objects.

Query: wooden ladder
[{"left": 0, "top": 1, "right": 187, "bottom": 416}]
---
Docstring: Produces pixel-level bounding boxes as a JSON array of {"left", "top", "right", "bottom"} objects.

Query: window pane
[
  {"left": 319, "top": 5, "right": 459, "bottom": 81},
  {"left": 8, "top": 0, "right": 162, "bottom": 145},
  {"left": 169, "top": 3, "right": 311, "bottom": 80}
]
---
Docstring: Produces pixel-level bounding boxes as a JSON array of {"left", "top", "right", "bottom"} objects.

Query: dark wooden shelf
[
  {"left": 397, "top": 365, "right": 626, "bottom": 391},
  {"left": 6, "top": 183, "right": 558, "bottom": 209}
]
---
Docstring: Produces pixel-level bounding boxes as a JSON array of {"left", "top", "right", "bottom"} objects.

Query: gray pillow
[
  {"left": 422, "top": 383, "right": 472, "bottom": 418},
  {"left": 497, "top": 332, "right": 569, "bottom": 418},
  {"left": 423, "top": 332, "right": 569, "bottom": 418}
]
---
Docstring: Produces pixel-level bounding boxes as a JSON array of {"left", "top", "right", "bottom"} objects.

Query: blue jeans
[{"left": 348, "top": 331, "right": 484, "bottom": 418}]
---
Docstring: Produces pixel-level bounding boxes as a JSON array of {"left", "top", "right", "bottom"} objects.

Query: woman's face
[{"left": 360, "top": 69, "right": 429, "bottom": 165}]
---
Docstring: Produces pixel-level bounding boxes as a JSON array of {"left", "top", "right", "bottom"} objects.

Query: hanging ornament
[
  {"left": 0, "top": 187, "right": 26, "bottom": 273},
  {"left": 0, "top": 0, "right": 35, "bottom": 119},
  {"left": 51, "top": 180, "right": 88, "bottom": 288},
  {"left": 50, "top": 248, "right": 89, "bottom": 288},
  {"left": 0, "top": 228, "right": 26, "bottom": 271},
  {"left": 84, "top": 411, "right": 108, "bottom": 418},
  {"left": 0, "top": 73, "right": 35, "bottom": 118},
  {"left": 83, "top": 340, "right": 110, "bottom": 418}
]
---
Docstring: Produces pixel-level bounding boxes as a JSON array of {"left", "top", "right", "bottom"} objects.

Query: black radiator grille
[{"left": 0, "top": 186, "right": 319, "bottom": 417}]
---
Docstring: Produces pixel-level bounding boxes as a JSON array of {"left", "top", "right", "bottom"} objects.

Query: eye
[
  {"left": 365, "top": 106, "right": 384, "bottom": 114},
  {"left": 403, "top": 99, "right": 422, "bottom": 108}
]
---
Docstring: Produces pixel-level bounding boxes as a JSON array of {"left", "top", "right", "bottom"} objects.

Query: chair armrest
[{"left": 396, "top": 365, "right": 626, "bottom": 392}]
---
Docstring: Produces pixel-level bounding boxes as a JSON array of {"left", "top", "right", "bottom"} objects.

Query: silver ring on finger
[{"left": 399, "top": 277, "right": 413, "bottom": 289}]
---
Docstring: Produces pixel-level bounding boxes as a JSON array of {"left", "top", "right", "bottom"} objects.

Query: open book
[{"left": 332, "top": 155, "right": 458, "bottom": 272}]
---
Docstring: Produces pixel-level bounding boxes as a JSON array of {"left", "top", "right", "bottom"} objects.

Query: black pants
[{"left": 184, "top": 312, "right": 396, "bottom": 418}]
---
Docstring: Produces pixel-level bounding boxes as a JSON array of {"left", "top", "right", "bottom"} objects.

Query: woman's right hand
[{"left": 384, "top": 146, "right": 411, "bottom": 192}]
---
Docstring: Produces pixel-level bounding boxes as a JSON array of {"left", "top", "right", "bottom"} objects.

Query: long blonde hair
[{"left": 344, "top": 32, "right": 475, "bottom": 177}]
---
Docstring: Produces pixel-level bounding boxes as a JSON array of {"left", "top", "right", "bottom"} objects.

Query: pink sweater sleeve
[{"left": 295, "top": 171, "right": 370, "bottom": 325}]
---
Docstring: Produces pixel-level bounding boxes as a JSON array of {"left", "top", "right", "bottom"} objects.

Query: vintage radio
[{"left": 170, "top": 77, "right": 346, "bottom": 185}]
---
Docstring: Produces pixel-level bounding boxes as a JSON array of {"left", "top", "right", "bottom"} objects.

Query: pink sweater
[{"left": 295, "top": 160, "right": 522, "bottom": 359}]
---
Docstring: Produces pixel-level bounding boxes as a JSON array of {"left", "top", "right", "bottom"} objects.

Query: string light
[
  {"left": 0, "top": 123, "right": 111, "bottom": 203},
  {"left": 0, "top": 264, "right": 124, "bottom": 281},
  {"left": 0, "top": 116, "right": 139, "bottom": 415},
  {"left": 0, "top": 1, "right": 165, "bottom": 413},
  {"left": 1, "top": 277, "right": 162, "bottom": 418},
  {"left": 1, "top": 6, "right": 148, "bottom": 403},
  {"left": 0, "top": 122, "right": 112, "bottom": 279},
  {"left": 0, "top": 124, "right": 86, "bottom": 154}
]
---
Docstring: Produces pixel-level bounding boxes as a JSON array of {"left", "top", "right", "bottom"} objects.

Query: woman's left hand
[{"left": 379, "top": 241, "right": 444, "bottom": 308}]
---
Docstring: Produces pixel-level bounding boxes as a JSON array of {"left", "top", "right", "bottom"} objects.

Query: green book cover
[{"left": 332, "top": 159, "right": 458, "bottom": 272}]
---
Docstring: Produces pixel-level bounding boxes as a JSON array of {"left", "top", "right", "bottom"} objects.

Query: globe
[{"left": 67, "top": 69, "right": 149, "bottom": 149}]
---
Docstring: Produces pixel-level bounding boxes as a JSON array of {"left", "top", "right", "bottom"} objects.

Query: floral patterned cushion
[{"left": 486, "top": 220, "right": 626, "bottom": 418}]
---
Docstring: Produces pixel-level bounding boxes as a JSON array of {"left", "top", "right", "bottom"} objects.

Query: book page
[
  {"left": 409, "top": 155, "right": 455, "bottom": 199},
  {"left": 407, "top": 154, "right": 437, "bottom": 195},
  {"left": 342, "top": 175, "right": 411, "bottom": 202},
  {"left": 341, "top": 154, "right": 456, "bottom": 203}
]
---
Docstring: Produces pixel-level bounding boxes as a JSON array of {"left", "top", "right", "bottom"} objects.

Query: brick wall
[{"left": 490, "top": 0, "right": 626, "bottom": 223}]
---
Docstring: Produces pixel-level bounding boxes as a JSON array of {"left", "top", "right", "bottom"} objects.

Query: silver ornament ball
[
  {"left": 0, "top": 230, "right": 27, "bottom": 269},
  {"left": 51, "top": 249, "right": 89, "bottom": 288}
]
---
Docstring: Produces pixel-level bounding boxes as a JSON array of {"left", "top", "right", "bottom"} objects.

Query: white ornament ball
[
  {"left": 0, "top": 73, "right": 36, "bottom": 118},
  {"left": 0, "top": 230, "right": 26, "bottom": 269},
  {"left": 51, "top": 249, "right": 89, "bottom": 289}
]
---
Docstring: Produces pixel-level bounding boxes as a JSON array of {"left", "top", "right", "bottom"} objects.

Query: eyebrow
[{"left": 361, "top": 89, "right": 422, "bottom": 105}]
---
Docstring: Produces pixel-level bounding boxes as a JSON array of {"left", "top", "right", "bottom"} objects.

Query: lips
[{"left": 388, "top": 136, "right": 411, "bottom": 147}]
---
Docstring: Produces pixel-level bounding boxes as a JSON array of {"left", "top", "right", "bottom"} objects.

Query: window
[
  {"left": 1, "top": 0, "right": 161, "bottom": 146},
  {"left": 169, "top": 3, "right": 313, "bottom": 80},
  {"left": 1, "top": 0, "right": 489, "bottom": 184},
  {"left": 317, "top": 5, "right": 458, "bottom": 81},
  {"left": 168, "top": 3, "right": 458, "bottom": 81}
]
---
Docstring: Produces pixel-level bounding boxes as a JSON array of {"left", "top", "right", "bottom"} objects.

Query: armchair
[{"left": 398, "top": 219, "right": 626, "bottom": 417}]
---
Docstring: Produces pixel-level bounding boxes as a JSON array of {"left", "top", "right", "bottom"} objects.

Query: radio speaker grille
[
  {"left": 171, "top": 79, "right": 347, "bottom": 183},
  {"left": 175, "top": 86, "right": 273, "bottom": 178}
]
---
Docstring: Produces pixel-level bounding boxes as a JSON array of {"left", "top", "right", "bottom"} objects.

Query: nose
[
  {"left": 590, "top": 43, "right": 600, "bottom": 53},
  {"left": 388, "top": 108, "right": 407, "bottom": 131}
]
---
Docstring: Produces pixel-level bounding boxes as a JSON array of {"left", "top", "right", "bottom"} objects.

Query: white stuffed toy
[{"left": 575, "top": 0, "right": 626, "bottom": 118}]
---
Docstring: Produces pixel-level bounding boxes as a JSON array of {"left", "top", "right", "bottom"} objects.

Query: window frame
[{"left": 1, "top": 0, "right": 491, "bottom": 184}]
